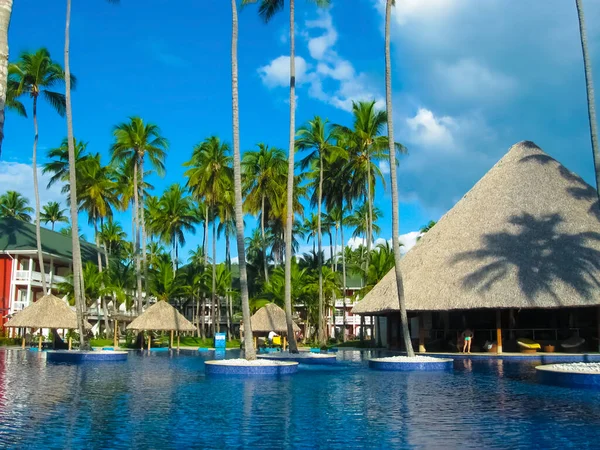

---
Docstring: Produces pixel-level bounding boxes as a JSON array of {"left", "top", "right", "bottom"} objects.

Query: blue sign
[{"left": 214, "top": 332, "right": 226, "bottom": 349}]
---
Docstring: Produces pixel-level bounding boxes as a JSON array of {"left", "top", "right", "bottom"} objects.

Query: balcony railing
[
  {"left": 334, "top": 316, "right": 372, "bottom": 326},
  {"left": 11, "top": 301, "right": 28, "bottom": 312},
  {"left": 13, "top": 270, "right": 67, "bottom": 285}
]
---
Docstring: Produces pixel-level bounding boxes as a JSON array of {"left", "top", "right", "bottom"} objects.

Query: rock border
[
  {"left": 204, "top": 359, "right": 299, "bottom": 376},
  {"left": 257, "top": 352, "right": 337, "bottom": 365},
  {"left": 369, "top": 356, "right": 454, "bottom": 372},
  {"left": 536, "top": 363, "right": 600, "bottom": 389},
  {"left": 47, "top": 350, "right": 128, "bottom": 363}
]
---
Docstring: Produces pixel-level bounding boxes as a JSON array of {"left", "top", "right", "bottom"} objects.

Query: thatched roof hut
[
  {"left": 127, "top": 301, "right": 195, "bottom": 332},
  {"left": 4, "top": 294, "right": 92, "bottom": 330},
  {"left": 249, "top": 303, "right": 300, "bottom": 334},
  {"left": 353, "top": 141, "right": 600, "bottom": 315}
]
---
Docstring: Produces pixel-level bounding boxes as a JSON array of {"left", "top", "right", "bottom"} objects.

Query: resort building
[
  {"left": 353, "top": 141, "right": 600, "bottom": 353},
  {"left": 0, "top": 217, "right": 100, "bottom": 328}
]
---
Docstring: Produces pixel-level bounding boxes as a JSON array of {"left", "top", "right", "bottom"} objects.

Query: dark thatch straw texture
[
  {"left": 5, "top": 294, "right": 92, "bottom": 329},
  {"left": 353, "top": 141, "right": 600, "bottom": 314},
  {"left": 127, "top": 300, "right": 195, "bottom": 332}
]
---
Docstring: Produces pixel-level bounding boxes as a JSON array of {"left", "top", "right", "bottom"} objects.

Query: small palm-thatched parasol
[
  {"left": 249, "top": 303, "right": 300, "bottom": 335},
  {"left": 4, "top": 293, "right": 92, "bottom": 350},
  {"left": 127, "top": 301, "right": 195, "bottom": 350}
]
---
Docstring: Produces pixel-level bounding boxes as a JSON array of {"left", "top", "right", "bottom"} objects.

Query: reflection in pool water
[{"left": 0, "top": 348, "right": 599, "bottom": 448}]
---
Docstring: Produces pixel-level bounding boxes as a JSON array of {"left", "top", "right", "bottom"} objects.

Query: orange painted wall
[{"left": 0, "top": 256, "right": 12, "bottom": 329}]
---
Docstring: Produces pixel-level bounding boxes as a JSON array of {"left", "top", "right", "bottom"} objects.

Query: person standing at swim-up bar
[{"left": 462, "top": 328, "right": 474, "bottom": 354}]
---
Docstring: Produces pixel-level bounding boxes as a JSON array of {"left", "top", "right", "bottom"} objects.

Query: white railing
[
  {"left": 334, "top": 316, "right": 372, "bottom": 326},
  {"left": 12, "top": 301, "right": 28, "bottom": 312},
  {"left": 13, "top": 271, "right": 67, "bottom": 285},
  {"left": 334, "top": 299, "right": 355, "bottom": 308}
]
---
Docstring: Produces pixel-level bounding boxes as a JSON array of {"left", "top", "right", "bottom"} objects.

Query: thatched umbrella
[
  {"left": 127, "top": 301, "right": 195, "bottom": 350},
  {"left": 245, "top": 304, "right": 300, "bottom": 349},
  {"left": 4, "top": 293, "right": 92, "bottom": 350}
]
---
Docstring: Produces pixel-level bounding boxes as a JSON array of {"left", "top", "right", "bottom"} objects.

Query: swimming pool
[{"left": 0, "top": 348, "right": 598, "bottom": 448}]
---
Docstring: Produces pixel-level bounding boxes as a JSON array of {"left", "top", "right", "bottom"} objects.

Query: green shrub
[{"left": 0, "top": 337, "right": 20, "bottom": 346}]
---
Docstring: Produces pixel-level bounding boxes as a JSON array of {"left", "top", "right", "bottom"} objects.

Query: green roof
[{"left": 0, "top": 217, "right": 100, "bottom": 263}]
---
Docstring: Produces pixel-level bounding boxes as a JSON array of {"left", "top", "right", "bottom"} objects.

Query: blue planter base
[
  {"left": 369, "top": 358, "right": 454, "bottom": 372},
  {"left": 258, "top": 353, "right": 337, "bottom": 365},
  {"left": 47, "top": 350, "right": 128, "bottom": 363},
  {"left": 536, "top": 365, "right": 600, "bottom": 389},
  {"left": 205, "top": 360, "right": 298, "bottom": 376}
]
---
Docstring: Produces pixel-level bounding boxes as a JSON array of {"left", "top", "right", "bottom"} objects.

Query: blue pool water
[{"left": 0, "top": 348, "right": 599, "bottom": 449}]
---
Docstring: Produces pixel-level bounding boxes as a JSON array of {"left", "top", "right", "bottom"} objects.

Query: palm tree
[
  {"left": 5, "top": 79, "right": 26, "bottom": 118},
  {"left": 0, "top": 191, "right": 33, "bottom": 221},
  {"left": 242, "top": 143, "right": 287, "bottom": 282},
  {"left": 385, "top": 0, "right": 413, "bottom": 356},
  {"left": 243, "top": 0, "right": 330, "bottom": 354},
  {"left": 9, "top": 48, "right": 72, "bottom": 295},
  {"left": 149, "top": 260, "right": 186, "bottom": 302},
  {"left": 0, "top": 0, "right": 14, "bottom": 155},
  {"left": 297, "top": 116, "right": 344, "bottom": 345},
  {"left": 302, "top": 213, "right": 319, "bottom": 255},
  {"left": 231, "top": 0, "right": 256, "bottom": 359},
  {"left": 184, "top": 136, "right": 232, "bottom": 336},
  {"left": 99, "top": 218, "right": 127, "bottom": 258},
  {"left": 152, "top": 184, "right": 197, "bottom": 274},
  {"left": 40, "top": 201, "right": 68, "bottom": 231},
  {"left": 417, "top": 220, "right": 436, "bottom": 241},
  {"left": 59, "top": 225, "right": 86, "bottom": 241},
  {"left": 575, "top": 0, "right": 600, "bottom": 201},
  {"left": 111, "top": 117, "right": 168, "bottom": 314},
  {"left": 43, "top": 138, "right": 89, "bottom": 192}
]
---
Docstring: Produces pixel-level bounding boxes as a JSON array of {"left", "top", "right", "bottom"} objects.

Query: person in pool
[{"left": 461, "top": 328, "right": 474, "bottom": 354}]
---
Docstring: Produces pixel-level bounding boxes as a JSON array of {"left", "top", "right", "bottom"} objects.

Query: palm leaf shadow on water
[{"left": 452, "top": 213, "right": 600, "bottom": 306}]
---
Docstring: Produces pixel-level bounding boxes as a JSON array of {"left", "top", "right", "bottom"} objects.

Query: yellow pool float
[{"left": 517, "top": 338, "right": 541, "bottom": 350}]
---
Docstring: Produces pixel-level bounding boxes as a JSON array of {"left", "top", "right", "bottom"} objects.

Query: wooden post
[
  {"left": 68, "top": 336, "right": 72, "bottom": 350},
  {"left": 496, "top": 310, "right": 503, "bottom": 354},
  {"left": 113, "top": 319, "right": 118, "bottom": 349},
  {"left": 418, "top": 313, "right": 426, "bottom": 353},
  {"left": 21, "top": 337, "right": 25, "bottom": 349},
  {"left": 177, "top": 333, "right": 180, "bottom": 351},
  {"left": 140, "top": 333, "right": 144, "bottom": 350},
  {"left": 283, "top": 336, "right": 287, "bottom": 351},
  {"left": 254, "top": 336, "right": 257, "bottom": 349},
  {"left": 170, "top": 330, "right": 174, "bottom": 349},
  {"left": 38, "top": 332, "right": 42, "bottom": 351},
  {"left": 147, "top": 334, "right": 151, "bottom": 351}
]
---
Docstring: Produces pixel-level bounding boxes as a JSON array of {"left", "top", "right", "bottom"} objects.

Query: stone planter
[
  {"left": 543, "top": 345, "right": 555, "bottom": 353},
  {"left": 204, "top": 359, "right": 298, "bottom": 376},
  {"left": 369, "top": 356, "right": 454, "bottom": 372}
]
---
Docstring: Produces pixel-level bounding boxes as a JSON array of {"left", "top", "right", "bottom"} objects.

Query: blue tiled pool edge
[
  {"left": 47, "top": 350, "right": 128, "bottom": 363},
  {"left": 369, "top": 359, "right": 454, "bottom": 371},
  {"left": 536, "top": 366, "right": 600, "bottom": 389},
  {"left": 257, "top": 354, "right": 337, "bottom": 365},
  {"left": 204, "top": 360, "right": 299, "bottom": 376}
]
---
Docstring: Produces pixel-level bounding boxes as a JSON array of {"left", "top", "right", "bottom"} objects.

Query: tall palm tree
[
  {"left": 40, "top": 201, "right": 68, "bottom": 231},
  {"left": 218, "top": 184, "right": 236, "bottom": 338},
  {"left": 5, "top": 79, "right": 26, "bottom": 118},
  {"left": 242, "top": 143, "right": 287, "bottom": 282},
  {"left": 232, "top": 0, "right": 256, "bottom": 359},
  {"left": 385, "top": 0, "right": 413, "bottom": 356},
  {"left": 184, "top": 136, "right": 232, "bottom": 336},
  {"left": 10, "top": 48, "right": 72, "bottom": 295},
  {"left": 243, "top": 0, "right": 330, "bottom": 354},
  {"left": 575, "top": 0, "right": 600, "bottom": 200},
  {"left": 0, "top": 190, "right": 33, "bottom": 221},
  {"left": 99, "top": 218, "right": 127, "bottom": 257},
  {"left": 0, "top": 0, "right": 14, "bottom": 155},
  {"left": 297, "top": 116, "right": 344, "bottom": 345},
  {"left": 152, "top": 183, "right": 197, "bottom": 274},
  {"left": 44, "top": 138, "right": 89, "bottom": 192},
  {"left": 111, "top": 117, "right": 168, "bottom": 314}
]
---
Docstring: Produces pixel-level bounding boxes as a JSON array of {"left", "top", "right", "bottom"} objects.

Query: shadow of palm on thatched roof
[
  {"left": 520, "top": 151, "right": 600, "bottom": 221},
  {"left": 452, "top": 213, "right": 600, "bottom": 305}
]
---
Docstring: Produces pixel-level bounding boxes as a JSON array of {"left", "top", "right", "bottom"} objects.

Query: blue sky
[{"left": 1, "top": 0, "right": 600, "bottom": 263}]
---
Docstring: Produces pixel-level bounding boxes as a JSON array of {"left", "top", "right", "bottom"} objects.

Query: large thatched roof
[
  {"left": 5, "top": 294, "right": 92, "bottom": 329},
  {"left": 353, "top": 141, "right": 600, "bottom": 315},
  {"left": 127, "top": 301, "right": 195, "bottom": 332},
  {"left": 249, "top": 303, "right": 300, "bottom": 334}
]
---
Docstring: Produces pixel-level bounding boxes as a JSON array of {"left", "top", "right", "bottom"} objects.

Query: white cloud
[
  {"left": 378, "top": 161, "right": 390, "bottom": 175},
  {"left": 405, "top": 108, "right": 455, "bottom": 148},
  {"left": 397, "top": 231, "right": 420, "bottom": 254},
  {"left": 258, "top": 55, "right": 309, "bottom": 88},
  {"left": 0, "top": 161, "right": 66, "bottom": 211},
  {"left": 258, "top": 9, "right": 383, "bottom": 112}
]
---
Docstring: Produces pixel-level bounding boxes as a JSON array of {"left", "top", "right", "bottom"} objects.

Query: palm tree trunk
[
  {"left": 139, "top": 158, "right": 150, "bottom": 308},
  {"left": 576, "top": 0, "right": 600, "bottom": 198},
  {"left": 261, "top": 193, "right": 269, "bottom": 283},
  {"left": 340, "top": 205, "right": 347, "bottom": 342},
  {"left": 0, "top": 0, "right": 12, "bottom": 155},
  {"left": 64, "top": 0, "right": 87, "bottom": 349},
  {"left": 366, "top": 162, "right": 372, "bottom": 277},
  {"left": 94, "top": 220, "right": 110, "bottom": 337},
  {"left": 225, "top": 230, "right": 232, "bottom": 339},
  {"left": 171, "top": 234, "right": 176, "bottom": 275},
  {"left": 211, "top": 216, "right": 217, "bottom": 336},
  {"left": 203, "top": 204, "right": 209, "bottom": 336},
  {"left": 231, "top": 0, "right": 256, "bottom": 359},
  {"left": 51, "top": 222, "right": 55, "bottom": 231},
  {"left": 133, "top": 159, "right": 143, "bottom": 315},
  {"left": 317, "top": 154, "right": 325, "bottom": 346},
  {"left": 284, "top": 0, "right": 299, "bottom": 354},
  {"left": 31, "top": 96, "right": 48, "bottom": 295},
  {"left": 102, "top": 238, "right": 114, "bottom": 339},
  {"left": 385, "top": 0, "right": 413, "bottom": 356}
]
